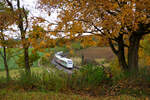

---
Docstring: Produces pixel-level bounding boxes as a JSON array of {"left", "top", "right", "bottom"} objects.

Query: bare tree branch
[
  {"left": 5, "top": 0, "right": 13, "bottom": 10},
  {"left": 46, "top": 30, "right": 98, "bottom": 34},
  {"left": 23, "top": 7, "right": 28, "bottom": 32}
]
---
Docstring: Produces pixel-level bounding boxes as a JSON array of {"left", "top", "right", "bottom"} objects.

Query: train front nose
[{"left": 67, "top": 60, "right": 73, "bottom": 68}]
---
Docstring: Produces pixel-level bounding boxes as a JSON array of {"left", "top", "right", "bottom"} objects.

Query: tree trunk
[
  {"left": 109, "top": 35, "right": 128, "bottom": 71},
  {"left": 0, "top": 29, "right": 10, "bottom": 80},
  {"left": 3, "top": 46, "right": 10, "bottom": 80},
  {"left": 117, "top": 35, "right": 128, "bottom": 70},
  {"left": 24, "top": 47, "right": 30, "bottom": 74},
  {"left": 16, "top": 0, "right": 30, "bottom": 74},
  {"left": 21, "top": 32, "right": 30, "bottom": 74},
  {"left": 128, "top": 34, "right": 141, "bottom": 72},
  {"left": 117, "top": 51, "right": 128, "bottom": 70},
  {"left": 81, "top": 54, "right": 84, "bottom": 65}
]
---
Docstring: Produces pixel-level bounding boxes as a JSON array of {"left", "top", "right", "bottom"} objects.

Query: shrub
[
  {"left": 40, "top": 70, "right": 68, "bottom": 91},
  {"left": 17, "top": 70, "right": 42, "bottom": 90},
  {"left": 39, "top": 56, "right": 50, "bottom": 67},
  {"left": 68, "top": 65, "right": 108, "bottom": 90},
  {"left": 15, "top": 65, "right": 109, "bottom": 91},
  {"left": 17, "top": 70, "right": 68, "bottom": 92},
  {"left": 109, "top": 58, "right": 122, "bottom": 82}
]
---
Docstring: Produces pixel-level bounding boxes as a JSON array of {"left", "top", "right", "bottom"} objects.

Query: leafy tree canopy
[{"left": 39, "top": 0, "right": 150, "bottom": 71}]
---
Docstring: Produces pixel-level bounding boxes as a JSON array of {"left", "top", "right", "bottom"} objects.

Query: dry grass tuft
[{"left": 71, "top": 57, "right": 82, "bottom": 66}]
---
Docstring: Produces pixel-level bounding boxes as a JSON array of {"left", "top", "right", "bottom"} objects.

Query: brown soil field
[{"left": 76, "top": 47, "right": 115, "bottom": 61}]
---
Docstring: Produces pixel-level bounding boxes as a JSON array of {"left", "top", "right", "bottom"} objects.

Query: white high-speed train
[{"left": 54, "top": 51, "right": 74, "bottom": 69}]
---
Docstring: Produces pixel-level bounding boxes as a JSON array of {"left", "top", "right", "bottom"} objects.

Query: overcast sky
[{"left": 21, "top": 0, "right": 58, "bottom": 23}]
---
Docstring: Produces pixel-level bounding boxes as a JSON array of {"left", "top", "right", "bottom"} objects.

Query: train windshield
[{"left": 68, "top": 61, "right": 72, "bottom": 64}]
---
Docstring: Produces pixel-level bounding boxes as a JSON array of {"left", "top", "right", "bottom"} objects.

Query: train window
[
  {"left": 61, "top": 55, "right": 65, "bottom": 57},
  {"left": 68, "top": 61, "right": 72, "bottom": 64},
  {"left": 61, "top": 60, "right": 67, "bottom": 65}
]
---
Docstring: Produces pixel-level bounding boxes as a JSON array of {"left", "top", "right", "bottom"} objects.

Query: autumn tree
[
  {"left": 29, "top": 20, "right": 56, "bottom": 53},
  {"left": 0, "top": 1, "right": 15, "bottom": 80},
  {"left": 5, "top": 0, "right": 31, "bottom": 73},
  {"left": 39, "top": 0, "right": 150, "bottom": 72}
]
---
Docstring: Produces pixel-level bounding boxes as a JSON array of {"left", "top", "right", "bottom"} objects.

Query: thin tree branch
[
  {"left": 46, "top": 30, "right": 98, "bottom": 34},
  {"left": 75, "top": 18, "right": 105, "bottom": 35},
  {"left": 5, "top": 0, "right": 13, "bottom": 10}
]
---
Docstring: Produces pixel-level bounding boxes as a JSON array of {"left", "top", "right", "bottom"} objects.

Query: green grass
[
  {"left": 0, "top": 48, "right": 27, "bottom": 70},
  {"left": 0, "top": 51, "right": 19, "bottom": 70},
  {"left": 0, "top": 67, "right": 45, "bottom": 78}
]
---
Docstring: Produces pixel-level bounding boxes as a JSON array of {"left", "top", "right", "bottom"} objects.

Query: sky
[{"left": 21, "top": 0, "right": 57, "bottom": 23}]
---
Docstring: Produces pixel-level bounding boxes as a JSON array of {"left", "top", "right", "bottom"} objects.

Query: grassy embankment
[{"left": 0, "top": 64, "right": 150, "bottom": 100}]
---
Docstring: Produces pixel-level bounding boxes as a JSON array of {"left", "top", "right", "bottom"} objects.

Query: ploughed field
[{"left": 76, "top": 47, "right": 115, "bottom": 61}]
